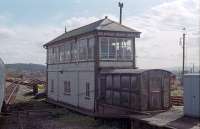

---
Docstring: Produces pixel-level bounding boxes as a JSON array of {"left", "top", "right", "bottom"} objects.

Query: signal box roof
[{"left": 44, "top": 17, "right": 141, "bottom": 47}]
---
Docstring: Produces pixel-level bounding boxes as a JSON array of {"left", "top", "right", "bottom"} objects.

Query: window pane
[
  {"left": 71, "top": 41, "right": 77, "bottom": 61},
  {"left": 65, "top": 43, "right": 71, "bottom": 61},
  {"left": 53, "top": 47, "right": 59, "bottom": 63},
  {"left": 123, "top": 39, "right": 132, "bottom": 60},
  {"left": 88, "top": 38, "right": 94, "bottom": 60},
  {"left": 48, "top": 48, "right": 53, "bottom": 64},
  {"left": 56, "top": 47, "right": 60, "bottom": 63},
  {"left": 79, "top": 39, "right": 87, "bottom": 60},
  {"left": 116, "top": 38, "right": 123, "bottom": 59},
  {"left": 109, "top": 38, "right": 116, "bottom": 59},
  {"left": 100, "top": 37, "right": 108, "bottom": 59},
  {"left": 52, "top": 47, "right": 56, "bottom": 63},
  {"left": 59, "top": 46, "right": 65, "bottom": 63}
]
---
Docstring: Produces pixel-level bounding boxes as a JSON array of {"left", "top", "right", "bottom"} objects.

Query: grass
[{"left": 3, "top": 85, "right": 122, "bottom": 129}]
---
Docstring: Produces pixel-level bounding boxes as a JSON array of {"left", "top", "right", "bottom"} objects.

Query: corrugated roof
[{"left": 44, "top": 17, "right": 141, "bottom": 46}]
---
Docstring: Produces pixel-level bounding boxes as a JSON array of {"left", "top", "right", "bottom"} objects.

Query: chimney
[{"left": 118, "top": 2, "right": 123, "bottom": 24}]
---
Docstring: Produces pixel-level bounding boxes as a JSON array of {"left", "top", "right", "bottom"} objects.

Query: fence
[{"left": 171, "top": 96, "right": 184, "bottom": 106}]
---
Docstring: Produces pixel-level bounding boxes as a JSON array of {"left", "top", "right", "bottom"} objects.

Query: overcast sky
[{"left": 0, "top": 0, "right": 199, "bottom": 69}]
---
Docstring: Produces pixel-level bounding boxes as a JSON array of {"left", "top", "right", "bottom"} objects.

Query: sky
[{"left": 0, "top": 0, "right": 199, "bottom": 69}]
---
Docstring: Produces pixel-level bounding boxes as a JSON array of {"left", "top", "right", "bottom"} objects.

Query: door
[
  {"left": 162, "top": 74, "right": 170, "bottom": 108},
  {"left": 149, "top": 75, "right": 162, "bottom": 110},
  {"left": 191, "top": 76, "right": 200, "bottom": 117}
]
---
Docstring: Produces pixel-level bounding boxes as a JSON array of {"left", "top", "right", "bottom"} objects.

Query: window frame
[{"left": 47, "top": 37, "right": 95, "bottom": 64}]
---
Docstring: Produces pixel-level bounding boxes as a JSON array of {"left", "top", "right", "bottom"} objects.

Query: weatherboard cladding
[{"left": 44, "top": 18, "right": 140, "bottom": 46}]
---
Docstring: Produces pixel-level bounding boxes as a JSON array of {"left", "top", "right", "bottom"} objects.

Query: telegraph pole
[
  {"left": 65, "top": 26, "right": 67, "bottom": 33},
  {"left": 118, "top": 2, "right": 123, "bottom": 24},
  {"left": 179, "top": 28, "right": 186, "bottom": 84}
]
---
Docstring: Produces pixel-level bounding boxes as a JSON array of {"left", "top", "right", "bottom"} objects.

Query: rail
[{"left": 5, "top": 82, "right": 19, "bottom": 105}]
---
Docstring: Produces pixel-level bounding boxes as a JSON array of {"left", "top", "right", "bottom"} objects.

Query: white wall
[
  {"left": 78, "top": 71, "right": 95, "bottom": 110},
  {"left": 184, "top": 74, "right": 200, "bottom": 118},
  {"left": 59, "top": 71, "right": 78, "bottom": 106},
  {"left": 47, "top": 72, "right": 58, "bottom": 101},
  {"left": 47, "top": 62, "right": 95, "bottom": 110}
]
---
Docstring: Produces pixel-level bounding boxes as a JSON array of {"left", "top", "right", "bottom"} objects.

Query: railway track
[
  {"left": 6, "top": 78, "right": 46, "bottom": 87},
  {"left": 5, "top": 82, "right": 19, "bottom": 106}
]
